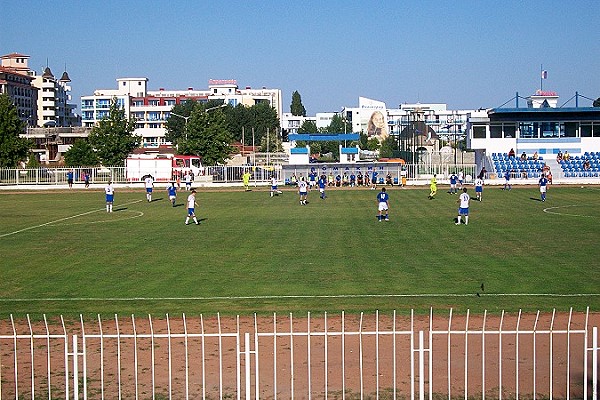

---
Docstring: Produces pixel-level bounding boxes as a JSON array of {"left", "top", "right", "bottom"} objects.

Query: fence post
[
  {"left": 245, "top": 332, "right": 251, "bottom": 400},
  {"left": 73, "top": 335, "right": 79, "bottom": 400},
  {"left": 419, "top": 330, "right": 425, "bottom": 400},
  {"left": 593, "top": 327, "right": 598, "bottom": 400}
]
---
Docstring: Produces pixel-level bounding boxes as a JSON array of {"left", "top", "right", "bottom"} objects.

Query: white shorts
[
  {"left": 378, "top": 202, "right": 388, "bottom": 211},
  {"left": 540, "top": 186, "right": 547, "bottom": 193}
]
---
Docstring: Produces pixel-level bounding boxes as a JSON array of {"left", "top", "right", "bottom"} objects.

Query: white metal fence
[
  {"left": 0, "top": 309, "right": 597, "bottom": 400},
  {"left": 0, "top": 164, "right": 479, "bottom": 187}
]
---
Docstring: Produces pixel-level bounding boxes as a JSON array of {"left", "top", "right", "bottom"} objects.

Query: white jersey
[
  {"left": 458, "top": 171, "right": 464, "bottom": 181},
  {"left": 459, "top": 192, "right": 470, "bottom": 208},
  {"left": 144, "top": 177, "right": 154, "bottom": 188},
  {"left": 475, "top": 178, "right": 483, "bottom": 188},
  {"left": 298, "top": 180, "right": 308, "bottom": 193},
  {"left": 105, "top": 184, "right": 114, "bottom": 195},
  {"left": 187, "top": 194, "right": 196, "bottom": 208}
]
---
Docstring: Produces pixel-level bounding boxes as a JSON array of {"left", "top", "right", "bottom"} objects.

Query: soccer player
[
  {"left": 184, "top": 172, "right": 193, "bottom": 191},
  {"left": 475, "top": 177, "right": 484, "bottom": 201},
  {"left": 144, "top": 175, "right": 154, "bottom": 202},
  {"left": 105, "top": 180, "right": 114, "bottom": 213},
  {"left": 242, "top": 170, "right": 251, "bottom": 191},
  {"left": 456, "top": 187, "right": 470, "bottom": 225},
  {"left": 67, "top": 170, "right": 74, "bottom": 189},
  {"left": 503, "top": 170, "right": 512, "bottom": 191},
  {"left": 458, "top": 170, "right": 464, "bottom": 189},
  {"left": 185, "top": 189, "right": 199, "bottom": 225},
  {"left": 376, "top": 187, "right": 389, "bottom": 222},
  {"left": 448, "top": 172, "right": 458, "bottom": 194},
  {"left": 371, "top": 170, "right": 379, "bottom": 190},
  {"left": 539, "top": 173, "right": 549, "bottom": 202},
  {"left": 298, "top": 177, "right": 308, "bottom": 205},
  {"left": 167, "top": 182, "right": 177, "bottom": 207},
  {"left": 309, "top": 169, "right": 317, "bottom": 190},
  {"left": 428, "top": 174, "right": 437, "bottom": 200},
  {"left": 318, "top": 174, "right": 327, "bottom": 199},
  {"left": 270, "top": 175, "right": 279, "bottom": 197}
]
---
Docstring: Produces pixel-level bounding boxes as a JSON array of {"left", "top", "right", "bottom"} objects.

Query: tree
[
  {"left": 179, "top": 103, "right": 234, "bottom": 166},
  {"left": 165, "top": 100, "right": 197, "bottom": 146},
  {"left": 378, "top": 136, "right": 398, "bottom": 159},
  {"left": 259, "top": 128, "right": 283, "bottom": 152},
  {"left": 64, "top": 139, "right": 99, "bottom": 166},
  {"left": 88, "top": 98, "right": 140, "bottom": 166},
  {"left": 0, "top": 93, "right": 31, "bottom": 167},
  {"left": 290, "top": 91, "right": 306, "bottom": 116},
  {"left": 327, "top": 114, "right": 351, "bottom": 133},
  {"left": 594, "top": 97, "right": 600, "bottom": 107}
]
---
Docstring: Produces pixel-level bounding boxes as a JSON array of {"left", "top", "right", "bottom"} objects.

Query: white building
[{"left": 81, "top": 78, "right": 283, "bottom": 147}]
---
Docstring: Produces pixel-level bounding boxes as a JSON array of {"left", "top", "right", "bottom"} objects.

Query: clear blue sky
[{"left": 2, "top": 0, "right": 599, "bottom": 114}]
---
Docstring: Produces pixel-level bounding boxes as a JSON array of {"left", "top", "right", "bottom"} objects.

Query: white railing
[{"left": 0, "top": 309, "right": 597, "bottom": 400}]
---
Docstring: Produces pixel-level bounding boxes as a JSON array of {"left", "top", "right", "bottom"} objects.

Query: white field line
[
  {"left": 0, "top": 199, "right": 143, "bottom": 238},
  {"left": 0, "top": 293, "right": 598, "bottom": 302},
  {"left": 543, "top": 204, "right": 597, "bottom": 218}
]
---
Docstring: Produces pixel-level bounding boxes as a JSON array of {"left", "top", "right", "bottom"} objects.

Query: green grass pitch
[{"left": 0, "top": 184, "right": 598, "bottom": 317}]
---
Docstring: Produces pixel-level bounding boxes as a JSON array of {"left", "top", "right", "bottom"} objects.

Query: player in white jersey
[
  {"left": 474, "top": 178, "right": 483, "bottom": 201},
  {"left": 104, "top": 181, "right": 114, "bottom": 213},
  {"left": 185, "top": 190, "right": 199, "bottom": 225},
  {"left": 298, "top": 177, "right": 308, "bottom": 205},
  {"left": 456, "top": 187, "right": 470, "bottom": 225},
  {"left": 270, "top": 175, "right": 282, "bottom": 197},
  {"left": 144, "top": 175, "right": 154, "bottom": 202}
]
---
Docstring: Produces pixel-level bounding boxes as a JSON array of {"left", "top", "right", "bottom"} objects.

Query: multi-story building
[
  {"left": 1, "top": 52, "right": 79, "bottom": 128},
  {"left": 0, "top": 53, "right": 37, "bottom": 127},
  {"left": 32, "top": 66, "right": 79, "bottom": 127},
  {"left": 82, "top": 78, "right": 283, "bottom": 147}
]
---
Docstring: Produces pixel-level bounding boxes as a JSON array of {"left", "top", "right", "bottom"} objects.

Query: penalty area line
[
  {"left": 0, "top": 199, "right": 144, "bottom": 238},
  {"left": 0, "top": 293, "right": 599, "bottom": 302}
]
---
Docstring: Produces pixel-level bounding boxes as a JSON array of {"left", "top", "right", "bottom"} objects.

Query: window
[
  {"left": 490, "top": 125, "right": 502, "bottom": 138},
  {"left": 149, "top": 100, "right": 159, "bottom": 106},
  {"left": 504, "top": 124, "right": 516, "bottom": 138},
  {"left": 581, "top": 123, "right": 592, "bottom": 137},
  {"left": 472, "top": 125, "right": 486, "bottom": 139},
  {"left": 563, "top": 122, "right": 578, "bottom": 137}
]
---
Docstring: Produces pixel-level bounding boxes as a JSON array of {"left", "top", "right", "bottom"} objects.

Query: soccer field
[{"left": 0, "top": 184, "right": 599, "bottom": 317}]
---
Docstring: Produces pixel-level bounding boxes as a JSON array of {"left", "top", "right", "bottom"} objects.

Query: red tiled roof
[
  {"left": 0, "top": 66, "right": 33, "bottom": 80},
  {"left": 1, "top": 53, "right": 30, "bottom": 59}
]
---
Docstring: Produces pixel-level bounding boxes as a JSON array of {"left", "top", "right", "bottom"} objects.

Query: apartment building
[{"left": 82, "top": 78, "right": 283, "bottom": 147}]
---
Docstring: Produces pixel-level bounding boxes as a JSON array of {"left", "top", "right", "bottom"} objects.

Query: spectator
[
  {"left": 556, "top": 151, "right": 563, "bottom": 162},
  {"left": 508, "top": 148, "right": 516, "bottom": 158},
  {"left": 520, "top": 151, "right": 527, "bottom": 161},
  {"left": 563, "top": 151, "right": 570, "bottom": 161},
  {"left": 477, "top": 167, "right": 487, "bottom": 180},
  {"left": 533, "top": 151, "right": 539, "bottom": 160},
  {"left": 385, "top": 173, "right": 393, "bottom": 186}
]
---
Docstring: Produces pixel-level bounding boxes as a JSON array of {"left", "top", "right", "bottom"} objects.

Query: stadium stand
[
  {"left": 491, "top": 152, "right": 546, "bottom": 178},
  {"left": 558, "top": 151, "right": 600, "bottom": 178}
]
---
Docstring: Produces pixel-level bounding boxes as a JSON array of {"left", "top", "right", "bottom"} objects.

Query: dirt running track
[{"left": 0, "top": 311, "right": 598, "bottom": 399}]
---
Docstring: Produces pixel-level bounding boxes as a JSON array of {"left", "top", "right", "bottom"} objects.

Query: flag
[{"left": 541, "top": 70, "right": 548, "bottom": 79}]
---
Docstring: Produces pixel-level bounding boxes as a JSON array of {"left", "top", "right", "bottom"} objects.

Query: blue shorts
[
  {"left": 458, "top": 207, "right": 469, "bottom": 216},
  {"left": 271, "top": 185, "right": 278, "bottom": 191},
  {"left": 146, "top": 188, "right": 153, "bottom": 193},
  {"left": 187, "top": 208, "right": 195, "bottom": 216},
  {"left": 106, "top": 194, "right": 114, "bottom": 203},
  {"left": 475, "top": 186, "right": 482, "bottom": 193}
]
